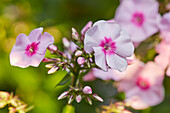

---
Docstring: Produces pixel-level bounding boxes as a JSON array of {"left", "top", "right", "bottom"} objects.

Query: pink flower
[
  {"left": 155, "top": 40, "right": 170, "bottom": 76},
  {"left": 117, "top": 61, "right": 164, "bottom": 109},
  {"left": 159, "top": 12, "right": 170, "bottom": 43},
  {"left": 114, "top": 0, "right": 161, "bottom": 44},
  {"left": 84, "top": 20, "right": 134, "bottom": 71},
  {"left": 10, "top": 28, "right": 54, "bottom": 68},
  {"left": 83, "top": 68, "right": 126, "bottom": 81},
  {"left": 83, "top": 55, "right": 136, "bottom": 81}
]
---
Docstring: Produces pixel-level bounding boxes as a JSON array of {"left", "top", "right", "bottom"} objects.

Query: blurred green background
[{"left": 0, "top": 0, "right": 170, "bottom": 113}]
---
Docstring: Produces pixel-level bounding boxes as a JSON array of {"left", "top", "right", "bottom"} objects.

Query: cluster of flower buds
[
  {"left": 101, "top": 101, "right": 131, "bottom": 113},
  {"left": 0, "top": 91, "right": 33, "bottom": 113},
  {"left": 58, "top": 86, "right": 103, "bottom": 105}
]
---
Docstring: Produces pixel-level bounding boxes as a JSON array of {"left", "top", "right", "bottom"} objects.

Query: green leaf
[
  {"left": 62, "top": 105, "right": 75, "bottom": 113},
  {"left": 45, "top": 49, "right": 57, "bottom": 58},
  {"left": 56, "top": 72, "right": 71, "bottom": 86},
  {"left": 45, "top": 70, "right": 67, "bottom": 88}
]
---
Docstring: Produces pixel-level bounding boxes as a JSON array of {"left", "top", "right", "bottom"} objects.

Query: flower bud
[
  {"left": 62, "top": 38, "right": 70, "bottom": 48},
  {"left": 76, "top": 95, "right": 82, "bottom": 103},
  {"left": 75, "top": 50, "right": 83, "bottom": 57},
  {"left": 48, "top": 66, "right": 59, "bottom": 74},
  {"left": 77, "top": 57, "right": 85, "bottom": 65},
  {"left": 48, "top": 44, "right": 58, "bottom": 53},
  {"left": 83, "top": 86, "right": 92, "bottom": 94},
  {"left": 81, "top": 21, "right": 92, "bottom": 36},
  {"left": 8, "top": 107, "right": 16, "bottom": 113},
  {"left": 42, "top": 58, "right": 53, "bottom": 62},
  {"left": 58, "top": 91, "right": 69, "bottom": 100},
  {"left": 45, "top": 64, "right": 55, "bottom": 68},
  {"left": 92, "top": 94, "right": 103, "bottom": 102},
  {"left": 0, "top": 91, "right": 10, "bottom": 108},
  {"left": 72, "top": 28, "right": 79, "bottom": 40},
  {"left": 68, "top": 95, "right": 74, "bottom": 104},
  {"left": 86, "top": 97, "right": 92, "bottom": 105}
]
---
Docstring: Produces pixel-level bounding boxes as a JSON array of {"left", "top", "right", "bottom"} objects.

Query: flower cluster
[
  {"left": 9, "top": 19, "right": 134, "bottom": 108},
  {"left": 8, "top": 0, "right": 170, "bottom": 112},
  {"left": 58, "top": 86, "right": 103, "bottom": 105},
  {"left": 0, "top": 91, "right": 33, "bottom": 113}
]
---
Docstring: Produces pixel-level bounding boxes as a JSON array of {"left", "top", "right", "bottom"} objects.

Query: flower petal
[
  {"left": 28, "top": 27, "right": 43, "bottom": 42},
  {"left": 84, "top": 25, "right": 103, "bottom": 53},
  {"left": 15, "top": 33, "right": 29, "bottom": 48},
  {"left": 115, "top": 30, "right": 134, "bottom": 57},
  {"left": 93, "top": 47, "right": 107, "bottom": 71},
  {"left": 38, "top": 32, "right": 54, "bottom": 54},
  {"left": 106, "top": 53, "right": 127, "bottom": 72},
  {"left": 93, "top": 20, "right": 121, "bottom": 40}
]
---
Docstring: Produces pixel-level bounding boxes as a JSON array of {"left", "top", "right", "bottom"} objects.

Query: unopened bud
[
  {"left": 75, "top": 50, "right": 83, "bottom": 57},
  {"left": 63, "top": 38, "right": 70, "bottom": 48},
  {"left": 48, "top": 44, "right": 58, "bottom": 53},
  {"left": 58, "top": 91, "right": 69, "bottom": 100},
  {"left": 8, "top": 107, "right": 16, "bottom": 113},
  {"left": 42, "top": 58, "right": 53, "bottom": 62},
  {"left": 72, "top": 28, "right": 79, "bottom": 40},
  {"left": 68, "top": 95, "right": 74, "bottom": 104},
  {"left": 0, "top": 91, "right": 10, "bottom": 108},
  {"left": 86, "top": 97, "right": 92, "bottom": 105},
  {"left": 83, "top": 86, "right": 92, "bottom": 94},
  {"left": 76, "top": 95, "right": 82, "bottom": 103},
  {"left": 45, "top": 64, "right": 55, "bottom": 68},
  {"left": 48, "top": 66, "right": 59, "bottom": 74},
  {"left": 77, "top": 57, "right": 85, "bottom": 65},
  {"left": 81, "top": 21, "right": 92, "bottom": 36},
  {"left": 92, "top": 94, "right": 103, "bottom": 102}
]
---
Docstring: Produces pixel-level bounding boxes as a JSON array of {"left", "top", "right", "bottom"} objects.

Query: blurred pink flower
[
  {"left": 83, "top": 55, "right": 136, "bottom": 81},
  {"left": 10, "top": 28, "right": 54, "bottom": 68},
  {"left": 114, "top": 0, "right": 161, "bottom": 44},
  {"left": 117, "top": 61, "right": 164, "bottom": 109},
  {"left": 159, "top": 12, "right": 170, "bottom": 43},
  {"left": 155, "top": 40, "right": 170, "bottom": 76},
  {"left": 83, "top": 68, "right": 126, "bottom": 81},
  {"left": 84, "top": 20, "right": 134, "bottom": 71}
]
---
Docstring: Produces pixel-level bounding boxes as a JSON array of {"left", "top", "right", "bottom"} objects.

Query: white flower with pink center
[
  {"left": 10, "top": 27, "right": 54, "bottom": 68},
  {"left": 117, "top": 61, "right": 164, "bottom": 109},
  {"left": 84, "top": 20, "right": 134, "bottom": 71},
  {"left": 114, "top": 0, "right": 161, "bottom": 44}
]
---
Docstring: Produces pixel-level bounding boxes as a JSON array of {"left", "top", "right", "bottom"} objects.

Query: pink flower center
[
  {"left": 99, "top": 37, "right": 116, "bottom": 55},
  {"left": 131, "top": 12, "right": 145, "bottom": 27},
  {"left": 136, "top": 77, "right": 150, "bottom": 90},
  {"left": 25, "top": 42, "right": 39, "bottom": 57}
]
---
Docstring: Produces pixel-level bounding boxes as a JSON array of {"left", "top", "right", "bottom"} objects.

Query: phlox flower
[
  {"left": 83, "top": 55, "right": 136, "bottom": 81},
  {"left": 159, "top": 12, "right": 170, "bottom": 43},
  {"left": 84, "top": 20, "right": 134, "bottom": 71},
  {"left": 83, "top": 68, "right": 126, "bottom": 81},
  {"left": 155, "top": 40, "right": 170, "bottom": 76},
  {"left": 114, "top": 0, "right": 161, "bottom": 44},
  {"left": 10, "top": 27, "right": 54, "bottom": 68},
  {"left": 117, "top": 61, "right": 164, "bottom": 109}
]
